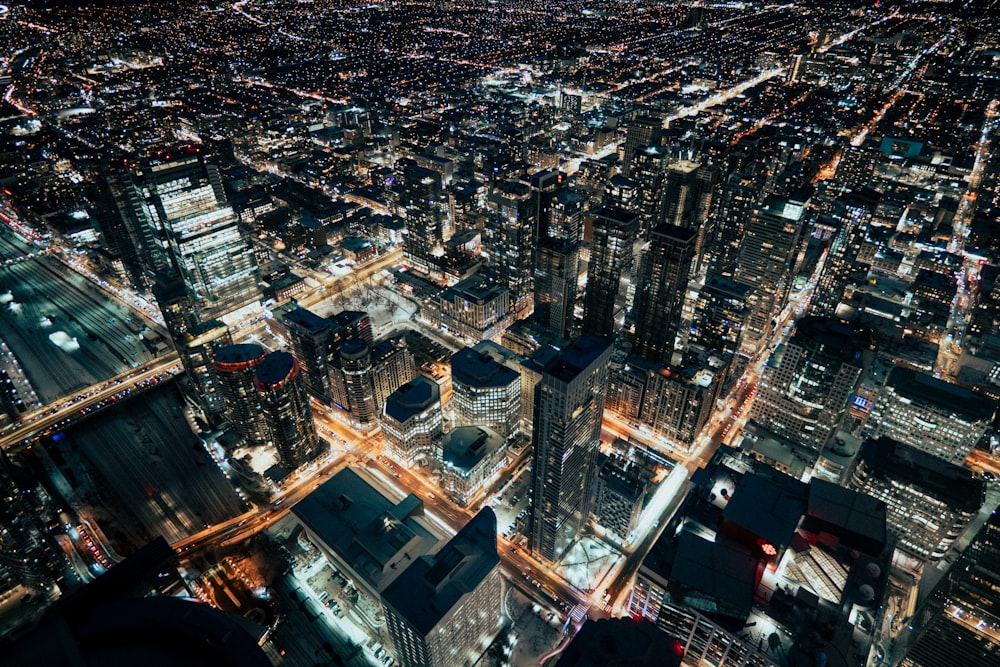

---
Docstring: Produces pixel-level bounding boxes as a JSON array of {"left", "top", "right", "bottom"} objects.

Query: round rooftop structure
[
  {"left": 339, "top": 338, "right": 371, "bottom": 362},
  {"left": 213, "top": 343, "right": 267, "bottom": 373},
  {"left": 254, "top": 350, "right": 300, "bottom": 391}
]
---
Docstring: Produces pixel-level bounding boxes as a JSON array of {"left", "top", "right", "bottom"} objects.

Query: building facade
[
  {"left": 382, "top": 376, "right": 443, "bottom": 466},
  {"left": 528, "top": 334, "right": 613, "bottom": 562},
  {"left": 254, "top": 351, "right": 322, "bottom": 468}
]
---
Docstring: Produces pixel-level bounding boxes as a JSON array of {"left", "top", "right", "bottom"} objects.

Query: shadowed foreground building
[
  {"left": 902, "top": 510, "right": 1000, "bottom": 666},
  {"left": 382, "top": 509, "right": 503, "bottom": 667}
]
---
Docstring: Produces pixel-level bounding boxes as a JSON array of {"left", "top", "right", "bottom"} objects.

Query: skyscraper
[
  {"left": 213, "top": 343, "right": 268, "bottom": 448},
  {"left": 111, "top": 150, "right": 260, "bottom": 321},
  {"left": 282, "top": 306, "right": 335, "bottom": 403},
  {"left": 692, "top": 274, "right": 753, "bottom": 363},
  {"left": 630, "top": 223, "right": 697, "bottom": 365},
  {"left": 254, "top": 351, "right": 322, "bottom": 469},
  {"left": 582, "top": 208, "right": 639, "bottom": 338},
  {"left": 339, "top": 339, "right": 377, "bottom": 428},
  {"left": 533, "top": 236, "right": 578, "bottom": 340},
  {"left": 400, "top": 163, "right": 447, "bottom": 272},
  {"left": 734, "top": 192, "right": 811, "bottom": 349},
  {"left": 709, "top": 172, "right": 759, "bottom": 279},
  {"left": 808, "top": 188, "right": 880, "bottom": 317},
  {"left": 484, "top": 179, "right": 534, "bottom": 315},
  {"left": 621, "top": 116, "right": 662, "bottom": 177},
  {"left": 528, "top": 334, "right": 613, "bottom": 562}
]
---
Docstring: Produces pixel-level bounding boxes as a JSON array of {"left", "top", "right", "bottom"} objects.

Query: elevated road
[{"left": 0, "top": 354, "right": 181, "bottom": 450}]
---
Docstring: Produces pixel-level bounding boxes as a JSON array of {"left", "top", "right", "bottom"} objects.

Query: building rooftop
[
  {"left": 805, "top": 478, "right": 887, "bottom": 555},
  {"left": 441, "top": 426, "right": 505, "bottom": 475},
  {"left": 254, "top": 351, "right": 299, "bottom": 389},
  {"left": 381, "top": 509, "right": 500, "bottom": 635},
  {"left": 555, "top": 618, "right": 683, "bottom": 667},
  {"left": 544, "top": 334, "right": 612, "bottom": 383},
  {"left": 857, "top": 437, "right": 984, "bottom": 513},
  {"left": 383, "top": 375, "right": 440, "bottom": 424},
  {"left": 722, "top": 471, "right": 808, "bottom": 550},
  {"left": 213, "top": 343, "right": 266, "bottom": 372},
  {"left": 292, "top": 468, "right": 436, "bottom": 592},
  {"left": 282, "top": 306, "right": 330, "bottom": 333},
  {"left": 885, "top": 366, "right": 996, "bottom": 420},
  {"left": 451, "top": 346, "right": 519, "bottom": 388},
  {"left": 669, "top": 531, "right": 759, "bottom": 620}
]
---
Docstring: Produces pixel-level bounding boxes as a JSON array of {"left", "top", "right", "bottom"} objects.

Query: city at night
[{"left": 0, "top": 1, "right": 998, "bottom": 665}]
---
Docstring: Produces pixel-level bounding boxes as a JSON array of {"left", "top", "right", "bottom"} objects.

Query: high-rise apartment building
[
  {"left": 866, "top": 366, "right": 996, "bottom": 464},
  {"left": 582, "top": 208, "right": 639, "bottom": 338},
  {"left": 734, "top": 192, "right": 811, "bottom": 348},
  {"left": 484, "top": 179, "right": 534, "bottom": 315},
  {"left": 709, "top": 172, "right": 759, "bottom": 279},
  {"left": 254, "top": 351, "right": 322, "bottom": 469},
  {"left": 400, "top": 163, "right": 447, "bottom": 271},
  {"left": 450, "top": 346, "right": 521, "bottom": 443},
  {"left": 640, "top": 364, "right": 718, "bottom": 448},
  {"left": 692, "top": 274, "right": 753, "bottom": 369},
  {"left": 382, "top": 376, "right": 443, "bottom": 466},
  {"left": 213, "top": 343, "right": 268, "bottom": 448},
  {"left": 339, "top": 339, "right": 377, "bottom": 428},
  {"left": 533, "top": 236, "right": 578, "bottom": 340},
  {"left": 528, "top": 334, "right": 613, "bottom": 562},
  {"left": 749, "top": 317, "right": 874, "bottom": 455},
  {"left": 621, "top": 116, "right": 662, "bottom": 177},
  {"left": 630, "top": 223, "right": 697, "bottom": 364},
  {"left": 371, "top": 336, "right": 418, "bottom": 408},
  {"left": 282, "top": 306, "right": 335, "bottom": 403},
  {"left": 179, "top": 319, "right": 233, "bottom": 425},
  {"left": 382, "top": 509, "right": 503, "bottom": 667}
]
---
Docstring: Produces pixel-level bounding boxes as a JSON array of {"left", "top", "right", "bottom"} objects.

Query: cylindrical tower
[
  {"left": 340, "top": 339, "right": 377, "bottom": 428},
  {"left": 254, "top": 351, "right": 322, "bottom": 469},
  {"left": 213, "top": 343, "right": 269, "bottom": 448}
]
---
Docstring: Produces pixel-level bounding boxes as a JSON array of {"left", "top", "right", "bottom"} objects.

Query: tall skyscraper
[
  {"left": 339, "top": 339, "right": 377, "bottom": 428},
  {"left": 528, "top": 168, "right": 563, "bottom": 242},
  {"left": 484, "top": 179, "right": 534, "bottom": 315},
  {"left": 282, "top": 307, "right": 335, "bottom": 403},
  {"left": 528, "top": 334, "right": 613, "bottom": 562},
  {"left": 179, "top": 319, "right": 233, "bottom": 425},
  {"left": 533, "top": 236, "right": 578, "bottom": 340},
  {"left": 708, "top": 172, "right": 759, "bottom": 279},
  {"left": 692, "top": 274, "right": 753, "bottom": 361},
  {"left": 582, "top": 208, "right": 639, "bottom": 338},
  {"left": 630, "top": 223, "right": 697, "bottom": 364},
  {"left": 111, "top": 150, "right": 261, "bottom": 321},
  {"left": 254, "top": 351, "right": 322, "bottom": 469},
  {"left": 621, "top": 116, "right": 662, "bottom": 177},
  {"left": 400, "top": 163, "right": 447, "bottom": 272},
  {"left": 749, "top": 317, "right": 874, "bottom": 456},
  {"left": 213, "top": 343, "right": 268, "bottom": 448},
  {"left": 734, "top": 192, "right": 811, "bottom": 349}
]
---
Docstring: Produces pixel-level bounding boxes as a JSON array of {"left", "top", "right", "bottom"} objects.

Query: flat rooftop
[
  {"left": 291, "top": 468, "right": 436, "bottom": 592},
  {"left": 885, "top": 366, "right": 996, "bottom": 420}
]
